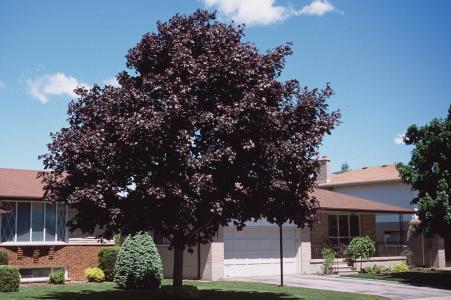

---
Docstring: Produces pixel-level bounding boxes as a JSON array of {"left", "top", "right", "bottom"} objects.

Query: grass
[
  {"left": 343, "top": 268, "right": 451, "bottom": 290},
  {"left": 0, "top": 280, "right": 385, "bottom": 300}
]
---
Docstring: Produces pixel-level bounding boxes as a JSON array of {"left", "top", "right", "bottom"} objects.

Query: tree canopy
[
  {"left": 40, "top": 10, "right": 340, "bottom": 285},
  {"left": 334, "top": 161, "right": 350, "bottom": 174},
  {"left": 397, "top": 105, "right": 451, "bottom": 237}
]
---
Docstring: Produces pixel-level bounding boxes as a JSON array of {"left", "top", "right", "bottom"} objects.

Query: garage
[{"left": 223, "top": 226, "right": 299, "bottom": 278}]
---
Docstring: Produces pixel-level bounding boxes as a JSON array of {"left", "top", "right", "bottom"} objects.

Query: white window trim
[{"left": 0, "top": 200, "right": 68, "bottom": 245}]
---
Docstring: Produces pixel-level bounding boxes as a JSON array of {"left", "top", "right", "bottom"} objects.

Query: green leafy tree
[
  {"left": 346, "top": 236, "right": 376, "bottom": 270},
  {"left": 397, "top": 105, "right": 451, "bottom": 237},
  {"left": 334, "top": 161, "right": 350, "bottom": 174}
]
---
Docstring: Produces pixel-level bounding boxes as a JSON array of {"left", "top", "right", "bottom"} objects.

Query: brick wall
[
  {"left": 0, "top": 245, "right": 102, "bottom": 281},
  {"left": 310, "top": 212, "right": 328, "bottom": 244}
]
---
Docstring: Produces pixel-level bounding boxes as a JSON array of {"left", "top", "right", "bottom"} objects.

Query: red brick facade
[{"left": 0, "top": 245, "right": 103, "bottom": 280}]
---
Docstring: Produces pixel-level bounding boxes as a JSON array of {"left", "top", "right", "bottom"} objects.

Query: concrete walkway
[{"left": 232, "top": 275, "right": 451, "bottom": 300}]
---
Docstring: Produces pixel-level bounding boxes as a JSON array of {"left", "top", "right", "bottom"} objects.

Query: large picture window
[
  {"left": 328, "top": 214, "right": 360, "bottom": 249},
  {"left": 0, "top": 201, "right": 67, "bottom": 243}
]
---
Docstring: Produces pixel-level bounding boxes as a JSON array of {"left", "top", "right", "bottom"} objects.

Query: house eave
[
  {"left": 318, "top": 178, "right": 402, "bottom": 188},
  {"left": 319, "top": 207, "right": 415, "bottom": 214}
]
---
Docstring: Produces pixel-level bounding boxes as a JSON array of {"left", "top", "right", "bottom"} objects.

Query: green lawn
[
  {"left": 2, "top": 280, "right": 384, "bottom": 300},
  {"left": 343, "top": 268, "right": 451, "bottom": 290}
]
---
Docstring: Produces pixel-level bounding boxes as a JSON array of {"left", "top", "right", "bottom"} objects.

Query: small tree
[
  {"left": 397, "top": 105, "right": 451, "bottom": 237},
  {"left": 346, "top": 236, "right": 375, "bottom": 270},
  {"left": 321, "top": 248, "right": 336, "bottom": 274}
]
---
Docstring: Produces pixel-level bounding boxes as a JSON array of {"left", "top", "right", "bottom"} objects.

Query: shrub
[
  {"left": 372, "top": 264, "right": 384, "bottom": 274},
  {"left": 321, "top": 248, "right": 335, "bottom": 274},
  {"left": 346, "top": 236, "right": 376, "bottom": 269},
  {"left": 98, "top": 247, "right": 120, "bottom": 281},
  {"left": 49, "top": 270, "right": 65, "bottom": 284},
  {"left": 85, "top": 268, "right": 105, "bottom": 282},
  {"left": 0, "top": 252, "right": 8, "bottom": 265},
  {"left": 161, "top": 285, "right": 199, "bottom": 300},
  {"left": 0, "top": 265, "right": 20, "bottom": 292},
  {"left": 393, "top": 263, "right": 409, "bottom": 272},
  {"left": 361, "top": 264, "right": 384, "bottom": 274},
  {"left": 114, "top": 232, "right": 163, "bottom": 289}
]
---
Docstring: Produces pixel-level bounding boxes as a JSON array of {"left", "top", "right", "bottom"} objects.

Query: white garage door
[{"left": 224, "top": 226, "right": 298, "bottom": 278}]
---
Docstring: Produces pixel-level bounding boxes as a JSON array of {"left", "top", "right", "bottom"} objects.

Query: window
[
  {"left": 328, "top": 214, "right": 360, "bottom": 249},
  {"left": 0, "top": 201, "right": 67, "bottom": 243},
  {"left": 152, "top": 231, "right": 171, "bottom": 245},
  {"left": 384, "top": 230, "right": 406, "bottom": 246},
  {"left": 19, "top": 266, "right": 65, "bottom": 282}
]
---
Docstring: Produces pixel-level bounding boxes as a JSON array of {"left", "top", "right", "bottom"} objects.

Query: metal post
[{"left": 279, "top": 225, "right": 283, "bottom": 287}]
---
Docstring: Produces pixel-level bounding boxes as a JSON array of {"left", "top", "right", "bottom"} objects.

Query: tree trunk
[{"left": 173, "top": 247, "right": 184, "bottom": 287}]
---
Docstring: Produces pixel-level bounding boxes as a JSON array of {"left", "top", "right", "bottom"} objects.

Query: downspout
[{"left": 197, "top": 237, "right": 201, "bottom": 280}]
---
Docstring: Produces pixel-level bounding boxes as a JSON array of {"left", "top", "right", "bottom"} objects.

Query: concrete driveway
[{"left": 232, "top": 275, "right": 451, "bottom": 300}]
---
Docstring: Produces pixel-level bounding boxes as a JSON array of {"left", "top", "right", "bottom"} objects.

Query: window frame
[
  {"left": 18, "top": 265, "right": 67, "bottom": 283},
  {"left": 0, "top": 200, "right": 68, "bottom": 245},
  {"left": 383, "top": 230, "right": 407, "bottom": 247},
  {"left": 327, "top": 213, "right": 361, "bottom": 246}
]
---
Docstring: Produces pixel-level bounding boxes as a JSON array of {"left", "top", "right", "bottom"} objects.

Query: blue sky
[{"left": 0, "top": 0, "right": 450, "bottom": 172}]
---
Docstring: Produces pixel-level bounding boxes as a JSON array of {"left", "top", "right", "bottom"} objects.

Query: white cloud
[
  {"left": 102, "top": 77, "right": 120, "bottom": 87},
  {"left": 202, "top": 0, "right": 340, "bottom": 26},
  {"left": 297, "top": 0, "right": 339, "bottom": 16},
  {"left": 394, "top": 133, "right": 405, "bottom": 145},
  {"left": 0, "top": 80, "right": 6, "bottom": 89},
  {"left": 26, "top": 73, "right": 87, "bottom": 104}
]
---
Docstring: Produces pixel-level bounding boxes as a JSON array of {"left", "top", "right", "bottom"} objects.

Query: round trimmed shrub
[
  {"left": 49, "top": 270, "right": 65, "bottom": 284},
  {"left": 161, "top": 285, "right": 199, "bottom": 300},
  {"left": 114, "top": 232, "right": 163, "bottom": 289},
  {"left": 85, "top": 268, "right": 105, "bottom": 282},
  {"left": 0, "top": 252, "right": 8, "bottom": 265},
  {"left": 0, "top": 265, "right": 20, "bottom": 292},
  {"left": 98, "top": 246, "right": 120, "bottom": 281}
]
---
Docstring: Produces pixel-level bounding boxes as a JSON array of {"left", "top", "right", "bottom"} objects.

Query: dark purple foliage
[{"left": 40, "top": 10, "right": 340, "bottom": 285}]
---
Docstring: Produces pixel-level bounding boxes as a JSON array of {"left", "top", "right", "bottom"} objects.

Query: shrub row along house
[{"left": 0, "top": 156, "right": 448, "bottom": 282}]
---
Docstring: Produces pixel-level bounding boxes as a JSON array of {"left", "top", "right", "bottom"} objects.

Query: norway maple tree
[{"left": 40, "top": 10, "right": 340, "bottom": 286}]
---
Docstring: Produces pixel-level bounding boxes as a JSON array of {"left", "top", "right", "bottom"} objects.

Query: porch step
[{"left": 331, "top": 264, "right": 357, "bottom": 275}]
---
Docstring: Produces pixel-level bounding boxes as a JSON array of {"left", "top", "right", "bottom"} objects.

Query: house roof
[
  {"left": 0, "top": 168, "right": 44, "bottom": 199},
  {"left": 312, "top": 188, "right": 413, "bottom": 214},
  {"left": 0, "top": 167, "right": 413, "bottom": 214},
  {"left": 319, "top": 164, "right": 401, "bottom": 187}
]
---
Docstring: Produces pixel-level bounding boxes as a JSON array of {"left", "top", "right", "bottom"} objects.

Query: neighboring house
[
  {"left": 317, "top": 156, "right": 449, "bottom": 269},
  {"left": 0, "top": 168, "right": 114, "bottom": 282},
  {"left": 0, "top": 166, "right": 414, "bottom": 282}
]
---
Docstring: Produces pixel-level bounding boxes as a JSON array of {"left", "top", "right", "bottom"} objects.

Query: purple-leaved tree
[{"left": 40, "top": 10, "right": 340, "bottom": 287}]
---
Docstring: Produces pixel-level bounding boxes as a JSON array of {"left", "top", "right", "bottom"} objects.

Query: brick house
[
  {"left": 317, "top": 157, "right": 449, "bottom": 269},
  {"left": 0, "top": 163, "right": 416, "bottom": 281}
]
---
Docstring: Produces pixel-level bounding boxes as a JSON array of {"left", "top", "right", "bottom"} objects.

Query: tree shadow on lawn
[
  {"left": 36, "top": 288, "right": 300, "bottom": 300},
  {"left": 376, "top": 270, "right": 451, "bottom": 290}
]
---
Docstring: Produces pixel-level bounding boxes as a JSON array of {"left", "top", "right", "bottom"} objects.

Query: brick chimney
[{"left": 317, "top": 155, "right": 331, "bottom": 184}]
